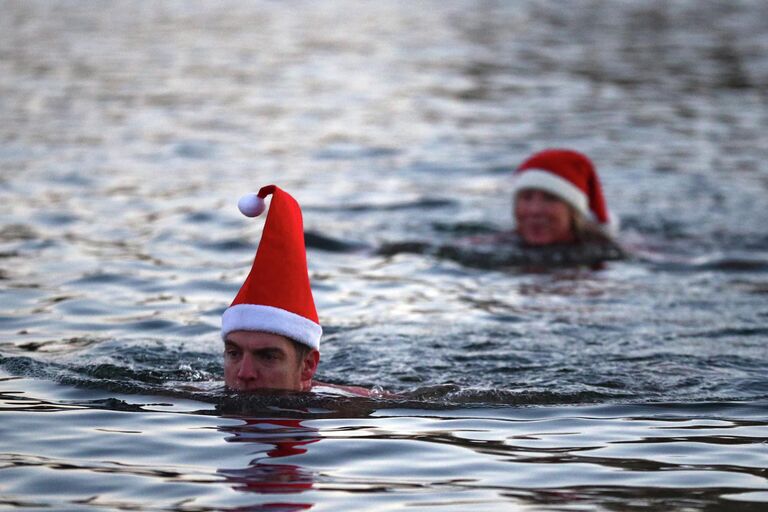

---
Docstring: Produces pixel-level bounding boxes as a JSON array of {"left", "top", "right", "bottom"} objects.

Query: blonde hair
[{"left": 569, "top": 205, "right": 612, "bottom": 244}]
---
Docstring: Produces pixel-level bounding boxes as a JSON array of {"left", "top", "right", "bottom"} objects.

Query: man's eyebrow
[
  {"left": 251, "top": 347, "right": 285, "bottom": 357},
  {"left": 222, "top": 340, "right": 285, "bottom": 357},
  {"left": 224, "top": 340, "right": 247, "bottom": 352}
]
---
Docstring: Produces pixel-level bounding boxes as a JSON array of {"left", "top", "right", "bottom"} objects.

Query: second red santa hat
[{"left": 512, "top": 149, "right": 616, "bottom": 232}]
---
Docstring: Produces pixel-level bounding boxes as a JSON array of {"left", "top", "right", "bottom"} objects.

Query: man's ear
[{"left": 300, "top": 349, "right": 320, "bottom": 385}]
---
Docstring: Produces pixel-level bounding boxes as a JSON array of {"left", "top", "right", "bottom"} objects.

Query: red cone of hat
[{"left": 221, "top": 185, "right": 322, "bottom": 350}]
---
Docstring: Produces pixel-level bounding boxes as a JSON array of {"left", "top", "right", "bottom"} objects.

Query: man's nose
[{"left": 237, "top": 353, "right": 258, "bottom": 381}]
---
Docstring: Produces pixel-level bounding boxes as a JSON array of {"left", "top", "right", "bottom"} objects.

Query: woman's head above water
[{"left": 511, "top": 149, "right": 616, "bottom": 246}]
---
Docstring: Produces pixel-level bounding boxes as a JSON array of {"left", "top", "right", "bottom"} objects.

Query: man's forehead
[{"left": 225, "top": 331, "right": 293, "bottom": 349}]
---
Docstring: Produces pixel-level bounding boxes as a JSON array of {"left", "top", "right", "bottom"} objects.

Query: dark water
[{"left": 1, "top": 0, "right": 768, "bottom": 510}]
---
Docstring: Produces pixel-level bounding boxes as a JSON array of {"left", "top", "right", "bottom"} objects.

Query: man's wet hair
[{"left": 291, "top": 339, "right": 312, "bottom": 364}]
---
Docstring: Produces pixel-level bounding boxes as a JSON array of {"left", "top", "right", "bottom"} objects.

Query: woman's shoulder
[{"left": 446, "top": 229, "right": 626, "bottom": 268}]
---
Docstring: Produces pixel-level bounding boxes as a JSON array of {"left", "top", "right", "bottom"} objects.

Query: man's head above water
[
  {"left": 223, "top": 331, "right": 319, "bottom": 392},
  {"left": 221, "top": 185, "right": 322, "bottom": 392}
]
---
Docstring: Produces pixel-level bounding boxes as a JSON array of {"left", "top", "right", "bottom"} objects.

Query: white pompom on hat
[
  {"left": 237, "top": 194, "right": 266, "bottom": 217},
  {"left": 221, "top": 185, "right": 322, "bottom": 350}
]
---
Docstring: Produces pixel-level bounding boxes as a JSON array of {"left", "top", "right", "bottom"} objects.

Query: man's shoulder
[{"left": 312, "top": 381, "right": 398, "bottom": 398}]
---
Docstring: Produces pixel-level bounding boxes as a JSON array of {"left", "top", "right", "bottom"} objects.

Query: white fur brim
[
  {"left": 222, "top": 304, "right": 322, "bottom": 350},
  {"left": 512, "top": 169, "right": 590, "bottom": 219}
]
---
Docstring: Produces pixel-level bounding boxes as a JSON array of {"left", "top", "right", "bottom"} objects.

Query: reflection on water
[
  {"left": 218, "top": 419, "right": 318, "bottom": 506},
  {"left": 1, "top": 0, "right": 768, "bottom": 510},
  {"left": 1, "top": 377, "right": 767, "bottom": 511}
]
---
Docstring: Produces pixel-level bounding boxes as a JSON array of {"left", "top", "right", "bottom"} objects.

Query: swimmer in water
[
  {"left": 509, "top": 148, "right": 619, "bottom": 247},
  {"left": 221, "top": 185, "right": 372, "bottom": 396},
  {"left": 376, "top": 149, "right": 623, "bottom": 268},
  {"left": 432, "top": 148, "right": 625, "bottom": 268}
]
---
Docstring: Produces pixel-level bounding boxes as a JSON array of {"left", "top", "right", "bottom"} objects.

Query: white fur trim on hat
[
  {"left": 512, "top": 169, "right": 590, "bottom": 220},
  {"left": 603, "top": 209, "right": 620, "bottom": 236},
  {"left": 222, "top": 304, "right": 322, "bottom": 350}
]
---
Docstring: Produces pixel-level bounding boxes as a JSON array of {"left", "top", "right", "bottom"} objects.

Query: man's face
[{"left": 223, "top": 331, "right": 318, "bottom": 392}]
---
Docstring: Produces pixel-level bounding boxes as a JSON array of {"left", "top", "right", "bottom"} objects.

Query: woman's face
[{"left": 514, "top": 189, "right": 575, "bottom": 246}]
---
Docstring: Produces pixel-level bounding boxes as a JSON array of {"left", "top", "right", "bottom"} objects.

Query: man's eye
[
  {"left": 260, "top": 351, "right": 279, "bottom": 361},
  {"left": 225, "top": 349, "right": 240, "bottom": 358}
]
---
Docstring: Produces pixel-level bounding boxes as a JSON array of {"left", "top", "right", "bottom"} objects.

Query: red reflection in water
[{"left": 217, "top": 418, "right": 319, "bottom": 509}]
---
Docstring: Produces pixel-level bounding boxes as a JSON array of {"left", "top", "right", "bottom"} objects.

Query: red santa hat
[
  {"left": 221, "top": 185, "right": 322, "bottom": 350},
  {"left": 512, "top": 149, "right": 617, "bottom": 232}
]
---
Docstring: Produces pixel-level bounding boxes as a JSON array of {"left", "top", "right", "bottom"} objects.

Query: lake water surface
[{"left": 2, "top": 1, "right": 768, "bottom": 510}]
